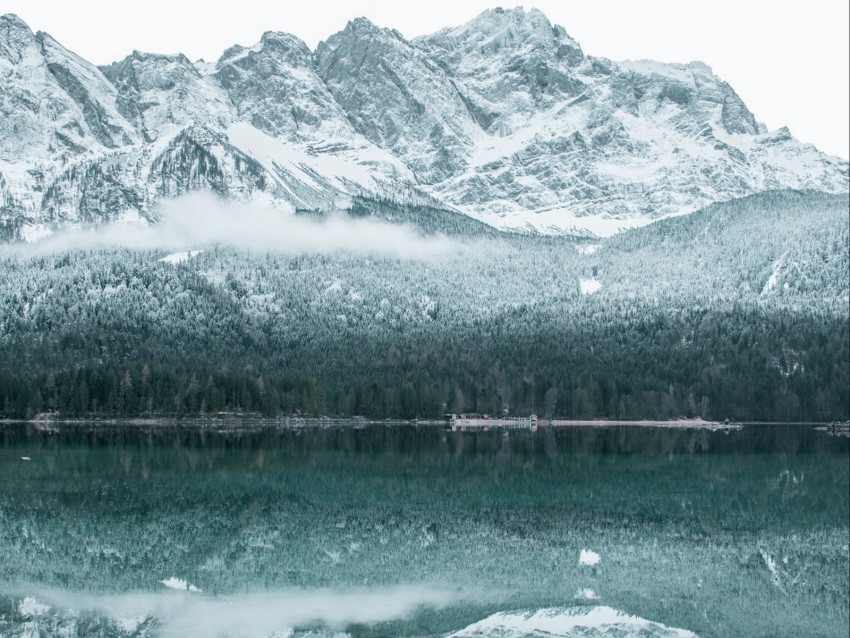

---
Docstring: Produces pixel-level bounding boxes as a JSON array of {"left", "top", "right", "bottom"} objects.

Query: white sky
[{"left": 3, "top": 0, "right": 848, "bottom": 159}]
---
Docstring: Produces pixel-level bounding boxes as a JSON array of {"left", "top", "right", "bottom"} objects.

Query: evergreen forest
[{"left": 1, "top": 190, "right": 847, "bottom": 421}]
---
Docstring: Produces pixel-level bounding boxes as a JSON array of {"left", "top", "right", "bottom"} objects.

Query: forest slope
[{"left": 0, "top": 190, "right": 846, "bottom": 421}]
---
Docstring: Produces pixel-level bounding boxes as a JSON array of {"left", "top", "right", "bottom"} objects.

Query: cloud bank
[
  {"left": 16, "top": 584, "right": 493, "bottom": 638},
  {"left": 10, "top": 193, "right": 462, "bottom": 259}
]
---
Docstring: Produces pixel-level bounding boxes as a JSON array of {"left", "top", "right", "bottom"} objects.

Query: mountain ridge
[{"left": 0, "top": 9, "right": 847, "bottom": 241}]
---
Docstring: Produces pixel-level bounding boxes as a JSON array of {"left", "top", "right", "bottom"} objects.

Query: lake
[{"left": 0, "top": 423, "right": 847, "bottom": 637}]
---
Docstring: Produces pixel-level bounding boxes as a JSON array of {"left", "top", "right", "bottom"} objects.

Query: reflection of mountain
[
  {"left": 1, "top": 9, "right": 847, "bottom": 239},
  {"left": 447, "top": 605, "right": 697, "bottom": 638}
]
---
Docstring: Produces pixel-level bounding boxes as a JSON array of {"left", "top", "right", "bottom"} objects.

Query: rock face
[
  {"left": 215, "top": 31, "right": 351, "bottom": 144},
  {"left": 315, "top": 18, "right": 480, "bottom": 184},
  {"left": 0, "top": 14, "right": 134, "bottom": 164},
  {"left": 101, "top": 51, "right": 234, "bottom": 141},
  {"left": 0, "top": 8, "right": 847, "bottom": 239}
]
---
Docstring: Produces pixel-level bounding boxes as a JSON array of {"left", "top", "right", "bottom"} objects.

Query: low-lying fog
[{"left": 9, "top": 193, "right": 465, "bottom": 259}]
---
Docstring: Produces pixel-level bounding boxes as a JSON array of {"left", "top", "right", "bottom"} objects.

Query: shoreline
[{"left": 2, "top": 416, "right": 843, "bottom": 431}]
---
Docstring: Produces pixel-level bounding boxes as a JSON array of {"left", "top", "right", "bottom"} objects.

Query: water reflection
[{"left": 0, "top": 423, "right": 847, "bottom": 637}]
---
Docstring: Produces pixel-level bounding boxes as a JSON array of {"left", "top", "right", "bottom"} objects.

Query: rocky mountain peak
[
  {"left": 260, "top": 31, "right": 311, "bottom": 57},
  {"left": 0, "top": 15, "right": 135, "bottom": 164},
  {"left": 616, "top": 59, "right": 760, "bottom": 135},
  {"left": 316, "top": 16, "right": 479, "bottom": 183},
  {"left": 415, "top": 7, "right": 586, "bottom": 137},
  {"left": 216, "top": 30, "right": 312, "bottom": 69},
  {"left": 34, "top": 31, "right": 136, "bottom": 150},
  {"left": 215, "top": 30, "right": 352, "bottom": 142},
  {"left": 102, "top": 50, "right": 203, "bottom": 93},
  {"left": 102, "top": 49, "right": 233, "bottom": 140},
  {"left": 0, "top": 12, "right": 27, "bottom": 26},
  {"left": 454, "top": 7, "right": 554, "bottom": 39},
  {"left": 0, "top": 13, "right": 35, "bottom": 63},
  {"left": 340, "top": 17, "right": 405, "bottom": 42},
  {"left": 427, "top": 6, "right": 583, "bottom": 63}
]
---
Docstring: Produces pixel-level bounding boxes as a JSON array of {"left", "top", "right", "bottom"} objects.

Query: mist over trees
[{"left": 0, "top": 190, "right": 847, "bottom": 421}]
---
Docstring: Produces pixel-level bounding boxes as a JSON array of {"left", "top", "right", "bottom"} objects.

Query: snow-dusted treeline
[{"left": 0, "top": 191, "right": 846, "bottom": 420}]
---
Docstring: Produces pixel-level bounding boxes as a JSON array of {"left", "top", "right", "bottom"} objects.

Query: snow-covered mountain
[
  {"left": 414, "top": 8, "right": 848, "bottom": 232},
  {"left": 1, "top": 8, "right": 847, "bottom": 240}
]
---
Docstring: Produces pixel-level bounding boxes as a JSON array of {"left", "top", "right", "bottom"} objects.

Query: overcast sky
[{"left": 4, "top": 0, "right": 848, "bottom": 159}]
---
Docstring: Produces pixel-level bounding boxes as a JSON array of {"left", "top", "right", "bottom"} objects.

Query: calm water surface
[{"left": 0, "top": 423, "right": 847, "bottom": 637}]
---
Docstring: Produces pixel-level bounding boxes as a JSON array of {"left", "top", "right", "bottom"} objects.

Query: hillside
[{"left": 1, "top": 190, "right": 846, "bottom": 421}]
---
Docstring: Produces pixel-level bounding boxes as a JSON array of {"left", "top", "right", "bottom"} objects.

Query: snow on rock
[
  {"left": 315, "top": 16, "right": 480, "bottom": 185},
  {"left": 100, "top": 50, "right": 234, "bottom": 141},
  {"left": 759, "top": 548, "right": 786, "bottom": 593},
  {"left": 579, "top": 549, "right": 601, "bottom": 566},
  {"left": 497, "top": 207, "right": 654, "bottom": 238},
  {"left": 324, "top": 279, "right": 343, "bottom": 293},
  {"left": 116, "top": 615, "right": 151, "bottom": 633},
  {"left": 762, "top": 250, "right": 789, "bottom": 295},
  {"left": 225, "top": 121, "right": 412, "bottom": 209},
  {"left": 414, "top": 10, "right": 848, "bottom": 233}
]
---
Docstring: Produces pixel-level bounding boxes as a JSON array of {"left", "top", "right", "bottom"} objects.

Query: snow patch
[
  {"left": 579, "top": 279, "right": 602, "bottom": 295},
  {"left": 576, "top": 244, "right": 600, "bottom": 255},
  {"left": 226, "top": 122, "right": 411, "bottom": 197},
  {"left": 116, "top": 615, "right": 150, "bottom": 632},
  {"left": 574, "top": 588, "right": 599, "bottom": 600},
  {"left": 759, "top": 548, "right": 785, "bottom": 593},
  {"left": 160, "top": 577, "right": 202, "bottom": 592},
  {"left": 325, "top": 279, "right": 343, "bottom": 293},
  {"left": 762, "top": 251, "right": 789, "bottom": 295},
  {"left": 159, "top": 250, "right": 203, "bottom": 264},
  {"left": 579, "top": 549, "right": 601, "bottom": 566}
]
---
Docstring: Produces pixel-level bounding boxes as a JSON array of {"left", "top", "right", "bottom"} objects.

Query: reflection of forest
[{"left": 1, "top": 424, "right": 847, "bottom": 535}]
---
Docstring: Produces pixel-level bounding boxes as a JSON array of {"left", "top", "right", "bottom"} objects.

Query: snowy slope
[{"left": 414, "top": 8, "right": 848, "bottom": 233}]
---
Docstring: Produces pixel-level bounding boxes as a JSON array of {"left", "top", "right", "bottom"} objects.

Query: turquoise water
[{"left": 0, "top": 423, "right": 847, "bottom": 637}]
